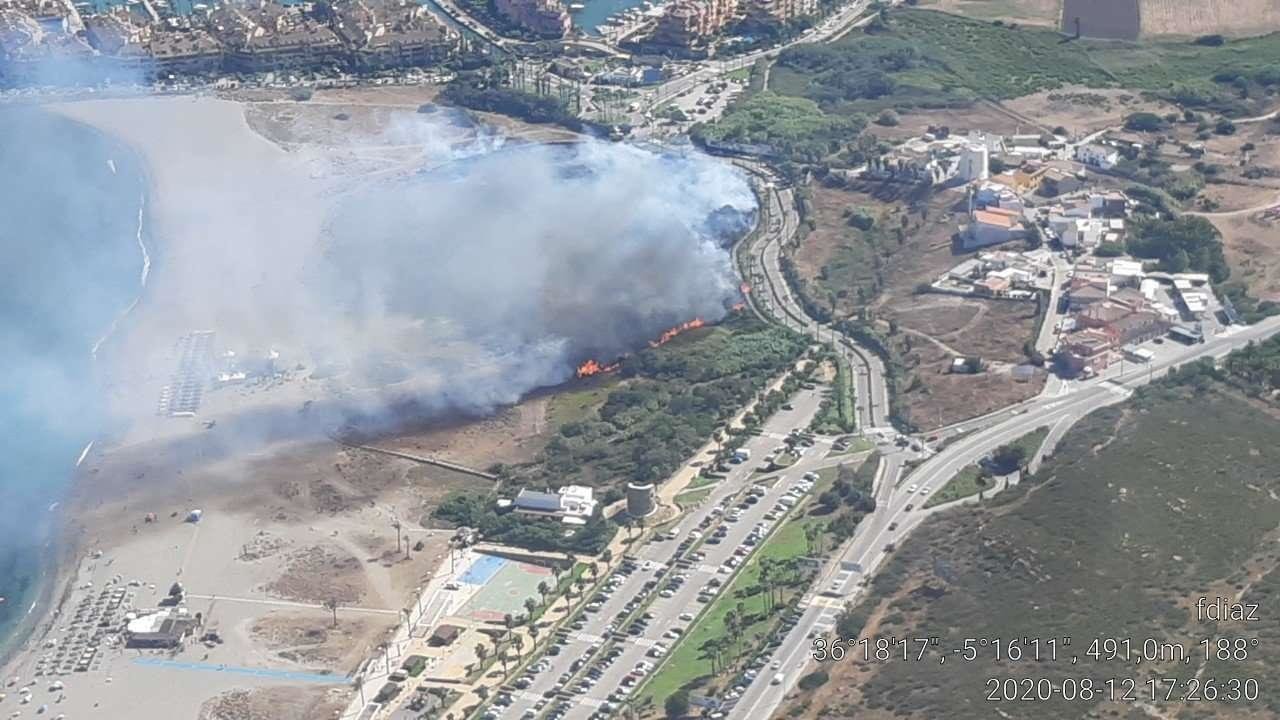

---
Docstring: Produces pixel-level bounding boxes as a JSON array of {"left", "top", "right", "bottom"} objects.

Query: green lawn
[
  {"left": 687, "top": 473, "right": 722, "bottom": 491},
  {"left": 812, "top": 357, "right": 858, "bottom": 434},
  {"left": 545, "top": 378, "right": 620, "bottom": 430},
  {"left": 924, "top": 426, "right": 1048, "bottom": 508},
  {"left": 832, "top": 436, "right": 875, "bottom": 455},
  {"left": 922, "top": 464, "right": 987, "bottom": 508},
  {"left": 769, "top": 8, "right": 1280, "bottom": 111},
  {"left": 674, "top": 487, "right": 713, "bottom": 508},
  {"left": 637, "top": 515, "right": 818, "bottom": 707}
]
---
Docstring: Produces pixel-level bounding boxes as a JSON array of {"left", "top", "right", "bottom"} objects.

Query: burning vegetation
[
  {"left": 575, "top": 359, "right": 621, "bottom": 378},
  {"left": 648, "top": 318, "right": 706, "bottom": 348},
  {"left": 574, "top": 316, "right": 712, "bottom": 379}
]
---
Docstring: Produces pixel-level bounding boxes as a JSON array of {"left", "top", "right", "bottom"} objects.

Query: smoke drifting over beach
[{"left": 44, "top": 98, "right": 758, "bottom": 434}]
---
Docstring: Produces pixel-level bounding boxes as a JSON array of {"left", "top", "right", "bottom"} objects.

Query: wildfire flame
[
  {"left": 574, "top": 317, "right": 711, "bottom": 380},
  {"left": 731, "top": 302, "right": 747, "bottom": 312},
  {"left": 649, "top": 318, "right": 705, "bottom": 348},
  {"left": 740, "top": 282, "right": 752, "bottom": 295},
  {"left": 576, "top": 359, "right": 620, "bottom": 378}
]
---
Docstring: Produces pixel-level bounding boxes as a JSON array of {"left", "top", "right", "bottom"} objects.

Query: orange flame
[
  {"left": 740, "top": 282, "right": 752, "bottom": 295},
  {"left": 731, "top": 302, "right": 747, "bottom": 312},
  {"left": 576, "top": 359, "right": 620, "bottom": 378},
  {"left": 649, "top": 318, "right": 706, "bottom": 348}
]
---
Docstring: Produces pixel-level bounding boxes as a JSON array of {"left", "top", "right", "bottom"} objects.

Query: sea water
[{"left": 0, "top": 107, "right": 147, "bottom": 657}]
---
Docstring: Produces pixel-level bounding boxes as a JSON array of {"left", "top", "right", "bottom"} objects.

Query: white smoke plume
[
  {"left": 50, "top": 98, "right": 758, "bottom": 436},
  {"left": 310, "top": 138, "right": 756, "bottom": 415}
]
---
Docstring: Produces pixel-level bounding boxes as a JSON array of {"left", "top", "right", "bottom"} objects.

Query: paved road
[
  {"left": 736, "top": 164, "right": 893, "bottom": 432},
  {"left": 730, "top": 316, "right": 1280, "bottom": 719},
  {"left": 499, "top": 389, "right": 831, "bottom": 720},
  {"left": 637, "top": 0, "right": 878, "bottom": 120}
]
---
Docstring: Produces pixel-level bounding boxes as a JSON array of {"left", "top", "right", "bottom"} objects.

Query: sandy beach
[
  {"left": 1, "top": 85, "right": 735, "bottom": 719},
  {"left": 0, "top": 92, "right": 502, "bottom": 720}
]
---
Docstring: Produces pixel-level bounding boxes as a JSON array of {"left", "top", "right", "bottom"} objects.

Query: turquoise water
[
  {"left": 571, "top": 0, "right": 651, "bottom": 34},
  {"left": 0, "top": 107, "right": 146, "bottom": 657}
]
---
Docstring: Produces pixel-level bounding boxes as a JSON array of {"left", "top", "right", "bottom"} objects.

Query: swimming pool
[{"left": 459, "top": 553, "right": 508, "bottom": 586}]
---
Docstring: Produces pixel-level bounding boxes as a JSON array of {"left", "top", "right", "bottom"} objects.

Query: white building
[
  {"left": 958, "top": 143, "right": 990, "bottom": 182},
  {"left": 511, "top": 485, "right": 598, "bottom": 525},
  {"left": 1110, "top": 259, "right": 1144, "bottom": 286},
  {"left": 1076, "top": 143, "right": 1119, "bottom": 171},
  {"left": 1060, "top": 218, "right": 1106, "bottom": 248}
]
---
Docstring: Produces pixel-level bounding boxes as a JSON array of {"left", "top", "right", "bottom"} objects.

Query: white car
[
  {"left": 907, "top": 484, "right": 918, "bottom": 494},
  {"left": 921, "top": 486, "right": 932, "bottom": 495}
]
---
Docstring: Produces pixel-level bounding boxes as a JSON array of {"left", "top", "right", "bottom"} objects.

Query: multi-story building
[
  {"left": 1076, "top": 143, "right": 1119, "bottom": 170},
  {"left": 1057, "top": 328, "right": 1115, "bottom": 376},
  {"left": 148, "top": 27, "right": 224, "bottom": 76},
  {"left": 644, "top": 0, "right": 738, "bottom": 54},
  {"left": 493, "top": 0, "right": 570, "bottom": 37},
  {"left": 209, "top": 1, "right": 345, "bottom": 73},
  {"left": 333, "top": 0, "right": 458, "bottom": 71},
  {"left": 746, "top": 0, "right": 815, "bottom": 24},
  {"left": 6, "top": 0, "right": 459, "bottom": 85}
]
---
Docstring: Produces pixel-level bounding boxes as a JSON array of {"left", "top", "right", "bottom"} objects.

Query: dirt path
[
  {"left": 898, "top": 325, "right": 964, "bottom": 357},
  {"left": 1187, "top": 192, "right": 1280, "bottom": 218},
  {"left": 940, "top": 302, "right": 989, "bottom": 340}
]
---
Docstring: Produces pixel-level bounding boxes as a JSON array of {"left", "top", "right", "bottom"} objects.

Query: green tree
[
  {"left": 990, "top": 444, "right": 1029, "bottom": 474},
  {"left": 665, "top": 689, "right": 691, "bottom": 718}
]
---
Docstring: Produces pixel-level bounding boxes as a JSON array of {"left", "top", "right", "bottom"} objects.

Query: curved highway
[{"left": 728, "top": 163, "right": 1280, "bottom": 720}]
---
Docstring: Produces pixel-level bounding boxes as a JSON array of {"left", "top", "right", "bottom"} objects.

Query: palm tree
[
  {"left": 529, "top": 624, "right": 540, "bottom": 645},
  {"left": 758, "top": 561, "right": 774, "bottom": 614},
  {"left": 724, "top": 610, "right": 740, "bottom": 662},
  {"left": 587, "top": 563, "right": 598, "bottom": 583},
  {"left": 324, "top": 598, "right": 340, "bottom": 628},
  {"left": 537, "top": 580, "right": 550, "bottom": 607},
  {"left": 503, "top": 613, "right": 515, "bottom": 639},
  {"left": 551, "top": 563, "right": 563, "bottom": 587},
  {"left": 601, "top": 549, "right": 613, "bottom": 564},
  {"left": 699, "top": 638, "right": 720, "bottom": 675},
  {"left": 523, "top": 597, "right": 538, "bottom": 620},
  {"left": 512, "top": 633, "right": 525, "bottom": 659},
  {"left": 474, "top": 643, "right": 489, "bottom": 673}
]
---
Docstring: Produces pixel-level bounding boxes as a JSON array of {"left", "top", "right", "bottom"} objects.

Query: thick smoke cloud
[
  {"left": 309, "top": 138, "right": 755, "bottom": 414},
  {"left": 37, "top": 98, "right": 758, "bottom": 439}
]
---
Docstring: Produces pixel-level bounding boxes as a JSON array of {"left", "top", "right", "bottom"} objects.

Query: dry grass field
[
  {"left": 1139, "top": 0, "right": 1280, "bottom": 37},
  {"left": 1064, "top": 0, "right": 1280, "bottom": 39},
  {"left": 916, "top": 0, "right": 1060, "bottom": 26}
]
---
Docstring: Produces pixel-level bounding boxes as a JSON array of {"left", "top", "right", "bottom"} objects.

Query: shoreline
[
  {"left": 0, "top": 110, "right": 159, "bottom": 677},
  {"left": 0, "top": 93, "right": 757, "bottom": 717}
]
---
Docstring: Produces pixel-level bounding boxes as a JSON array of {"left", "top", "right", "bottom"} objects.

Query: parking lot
[{"left": 490, "top": 390, "right": 831, "bottom": 720}]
